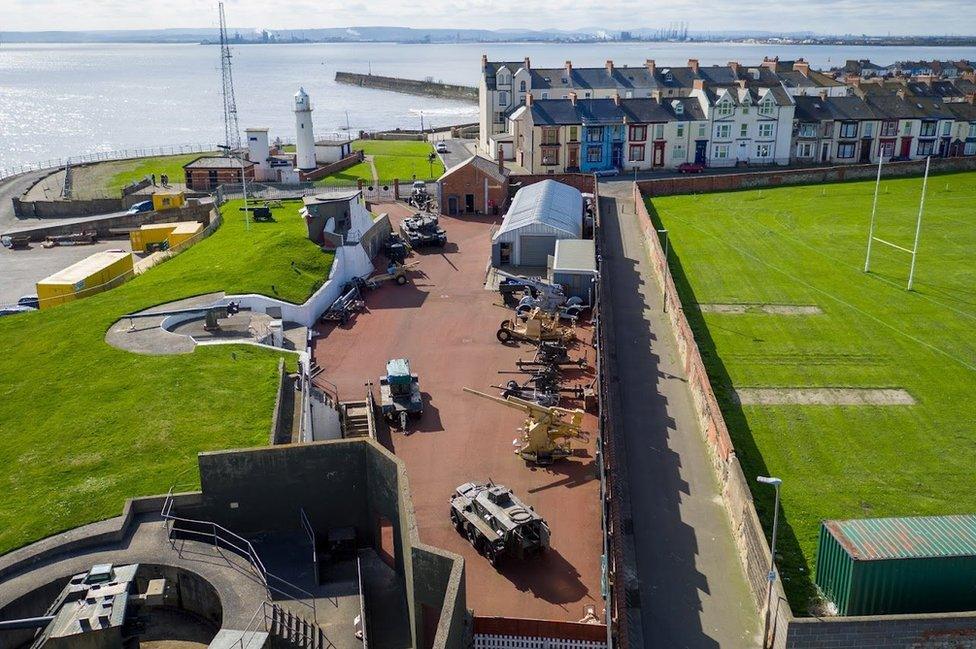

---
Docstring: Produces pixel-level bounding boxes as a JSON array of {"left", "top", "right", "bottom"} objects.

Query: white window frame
[
  {"left": 714, "top": 144, "right": 731, "bottom": 159},
  {"left": 758, "top": 123, "right": 773, "bottom": 139},
  {"left": 715, "top": 124, "right": 731, "bottom": 139}
]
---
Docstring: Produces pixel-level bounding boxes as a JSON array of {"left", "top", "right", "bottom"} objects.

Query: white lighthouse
[{"left": 294, "top": 87, "right": 316, "bottom": 171}]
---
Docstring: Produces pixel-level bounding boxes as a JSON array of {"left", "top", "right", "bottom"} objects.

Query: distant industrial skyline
[{"left": 1, "top": 0, "right": 975, "bottom": 36}]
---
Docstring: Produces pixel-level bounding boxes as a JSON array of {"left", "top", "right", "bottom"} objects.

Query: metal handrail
[
  {"left": 357, "top": 554, "right": 369, "bottom": 649},
  {"left": 160, "top": 490, "right": 318, "bottom": 621},
  {"left": 299, "top": 507, "right": 317, "bottom": 568}
]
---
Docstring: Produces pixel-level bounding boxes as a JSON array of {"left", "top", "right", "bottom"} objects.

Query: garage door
[{"left": 519, "top": 235, "right": 557, "bottom": 266}]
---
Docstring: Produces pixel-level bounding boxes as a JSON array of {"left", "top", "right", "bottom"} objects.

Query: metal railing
[
  {"left": 357, "top": 554, "right": 369, "bottom": 649},
  {"left": 299, "top": 507, "right": 318, "bottom": 569},
  {"left": 0, "top": 142, "right": 221, "bottom": 183},
  {"left": 160, "top": 490, "right": 319, "bottom": 621}
]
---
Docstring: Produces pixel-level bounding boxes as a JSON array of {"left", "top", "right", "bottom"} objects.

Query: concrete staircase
[{"left": 340, "top": 400, "right": 373, "bottom": 439}]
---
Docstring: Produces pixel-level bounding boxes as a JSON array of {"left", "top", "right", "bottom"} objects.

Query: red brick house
[
  {"left": 183, "top": 156, "right": 256, "bottom": 191},
  {"left": 437, "top": 154, "right": 510, "bottom": 216}
]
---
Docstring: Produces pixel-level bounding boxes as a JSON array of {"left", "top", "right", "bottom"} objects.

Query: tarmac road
[
  {"left": 598, "top": 179, "right": 761, "bottom": 648},
  {"left": 0, "top": 169, "right": 51, "bottom": 229}
]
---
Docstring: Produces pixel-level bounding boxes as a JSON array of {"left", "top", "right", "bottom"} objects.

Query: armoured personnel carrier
[{"left": 449, "top": 481, "right": 550, "bottom": 565}]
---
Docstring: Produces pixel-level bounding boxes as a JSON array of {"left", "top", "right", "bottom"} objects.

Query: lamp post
[
  {"left": 757, "top": 475, "right": 782, "bottom": 648},
  {"left": 218, "top": 144, "right": 249, "bottom": 231}
]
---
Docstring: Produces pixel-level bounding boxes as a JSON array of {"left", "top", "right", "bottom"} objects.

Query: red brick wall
[
  {"left": 510, "top": 173, "right": 597, "bottom": 195},
  {"left": 439, "top": 164, "right": 509, "bottom": 215},
  {"left": 185, "top": 166, "right": 255, "bottom": 191}
]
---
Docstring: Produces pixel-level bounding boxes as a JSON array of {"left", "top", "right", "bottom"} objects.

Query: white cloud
[{"left": 1, "top": 0, "right": 974, "bottom": 34}]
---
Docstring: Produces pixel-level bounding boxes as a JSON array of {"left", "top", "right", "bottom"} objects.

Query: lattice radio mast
[{"left": 218, "top": 2, "right": 241, "bottom": 152}]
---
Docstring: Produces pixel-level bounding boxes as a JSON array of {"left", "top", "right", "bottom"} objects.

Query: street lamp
[
  {"left": 218, "top": 144, "right": 249, "bottom": 231},
  {"left": 757, "top": 475, "right": 782, "bottom": 648}
]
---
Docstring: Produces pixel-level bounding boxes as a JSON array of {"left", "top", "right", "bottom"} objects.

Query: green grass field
[
  {"left": 70, "top": 153, "right": 216, "bottom": 198},
  {"left": 314, "top": 161, "right": 375, "bottom": 187},
  {"left": 647, "top": 170, "right": 976, "bottom": 612},
  {"left": 0, "top": 199, "right": 333, "bottom": 554},
  {"left": 352, "top": 139, "right": 444, "bottom": 182}
]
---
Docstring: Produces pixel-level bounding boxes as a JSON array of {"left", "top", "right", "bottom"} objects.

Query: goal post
[{"left": 863, "top": 155, "right": 930, "bottom": 291}]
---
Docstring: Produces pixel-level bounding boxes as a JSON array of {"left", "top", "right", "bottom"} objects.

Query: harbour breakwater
[{"left": 335, "top": 72, "right": 478, "bottom": 102}]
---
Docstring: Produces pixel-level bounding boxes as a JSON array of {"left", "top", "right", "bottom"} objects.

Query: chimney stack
[
  {"left": 524, "top": 57, "right": 531, "bottom": 70},
  {"left": 606, "top": 60, "right": 614, "bottom": 75},
  {"left": 761, "top": 57, "right": 779, "bottom": 71},
  {"left": 729, "top": 61, "right": 741, "bottom": 76},
  {"left": 646, "top": 59, "right": 656, "bottom": 75},
  {"left": 692, "top": 79, "right": 705, "bottom": 91},
  {"left": 792, "top": 59, "right": 811, "bottom": 77},
  {"left": 525, "top": 93, "right": 533, "bottom": 107},
  {"left": 819, "top": 90, "right": 828, "bottom": 101},
  {"left": 652, "top": 89, "right": 663, "bottom": 101},
  {"left": 498, "top": 147, "right": 505, "bottom": 172},
  {"left": 688, "top": 58, "right": 700, "bottom": 74},
  {"left": 736, "top": 79, "right": 748, "bottom": 89},
  {"left": 568, "top": 91, "right": 578, "bottom": 106},
  {"left": 565, "top": 60, "right": 573, "bottom": 77},
  {"left": 612, "top": 93, "right": 621, "bottom": 106},
  {"left": 481, "top": 54, "right": 488, "bottom": 72}
]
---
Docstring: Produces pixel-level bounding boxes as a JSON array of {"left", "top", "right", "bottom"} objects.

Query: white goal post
[{"left": 863, "top": 155, "right": 931, "bottom": 291}]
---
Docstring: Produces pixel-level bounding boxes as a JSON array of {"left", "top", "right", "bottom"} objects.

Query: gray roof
[
  {"left": 439, "top": 154, "right": 508, "bottom": 183},
  {"left": 303, "top": 190, "right": 362, "bottom": 205},
  {"left": 183, "top": 156, "right": 255, "bottom": 170},
  {"left": 527, "top": 97, "right": 705, "bottom": 126},
  {"left": 794, "top": 95, "right": 876, "bottom": 122},
  {"left": 495, "top": 180, "right": 582, "bottom": 240},
  {"left": 553, "top": 238, "right": 596, "bottom": 273}
]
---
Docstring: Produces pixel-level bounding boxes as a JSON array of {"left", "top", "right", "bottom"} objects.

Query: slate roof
[
  {"left": 946, "top": 101, "right": 976, "bottom": 121},
  {"left": 495, "top": 180, "right": 582, "bottom": 240},
  {"left": 794, "top": 95, "right": 876, "bottom": 122},
  {"left": 526, "top": 97, "right": 705, "bottom": 126},
  {"left": 439, "top": 154, "right": 509, "bottom": 183}
]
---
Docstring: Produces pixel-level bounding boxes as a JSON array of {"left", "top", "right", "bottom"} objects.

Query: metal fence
[{"left": 0, "top": 142, "right": 221, "bottom": 183}]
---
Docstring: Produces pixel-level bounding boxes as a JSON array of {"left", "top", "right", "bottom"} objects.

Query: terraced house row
[{"left": 479, "top": 56, "right": 976, "bottom": 174}]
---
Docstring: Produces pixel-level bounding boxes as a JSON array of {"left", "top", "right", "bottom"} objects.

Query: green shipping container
[{"left": 816, "top": 515, "right": 976, "bottom": 616}]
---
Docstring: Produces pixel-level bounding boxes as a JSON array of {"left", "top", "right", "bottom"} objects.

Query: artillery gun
[
  {"left": 495, "top": 270, "right": 585, "bottom": 320},
  {"left": 449, "top": 481, "right": 550, "bottom": 566},
  {"left": 124, "top": 301, "right": 241, "bottom": 332},
  {"left": 407, "top": 180, "right": 435, "bottom": 211},
  {"left": 463, "top": 387, "right": 589, "bottom": 464},
  {"left": 496, "top": 308, "right": 576, "bottom": 345}
]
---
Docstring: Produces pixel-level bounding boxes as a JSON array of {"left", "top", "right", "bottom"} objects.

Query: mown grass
[
  {"left": 0, "top": 199, "right": 333, "bottom": 554},
  {"left": 648, "top": 171, "right": 976, "bottom": 612},
  {"left": 314, "top": 161, "right": 375, "bottom": 187},
  {"left": 70, "top": 153, "right": 217, "bottom": 198},
  {"left": 352, "top": 139, "right": 444, "bottom": 182}
]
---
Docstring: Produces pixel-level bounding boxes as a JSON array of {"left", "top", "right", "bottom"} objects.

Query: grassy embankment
[{"left": 0, "top": 199, "right": 333, "bottom": 554}]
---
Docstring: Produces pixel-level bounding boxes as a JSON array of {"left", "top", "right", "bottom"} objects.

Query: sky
[{"left": 2, "top": 0, "right": 975, "bottom": 35}]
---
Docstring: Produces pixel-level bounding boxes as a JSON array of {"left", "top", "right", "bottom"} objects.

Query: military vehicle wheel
[
  {"left": 496, "top": 327, "right": 514, "bottom": 343},
  {"left": 450, "top": 510, "right": 463, "bottom": 532},
  {"left": 466, "top": 526, "right": 478, "bottom": 546},
  {"left": 396, "top": 274, "right": 407, "bottom": 285},
  {"left": 486, "top": 545, "right": 500, "bottom": 566}
]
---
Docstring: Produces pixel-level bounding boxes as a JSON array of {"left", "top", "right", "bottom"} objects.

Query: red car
[{"left": 678, "top": 162, "right": 705, "bottom": 173}]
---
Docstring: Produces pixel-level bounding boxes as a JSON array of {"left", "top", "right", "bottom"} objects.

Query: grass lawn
[
  {"left": 647, "top": 170, "right": 976, "bottom": 613},
  {"left": 352, "top": 139, "right": 445, "bottom": 182},
  {"left": 0, "top": 199, "right": 333, "bottom": 555},
  {"left": 71, "top": 153, "right": 216, "bottom": 199},
  {"left": 314, "top": 161, "right": 375, "bottom": 187}
]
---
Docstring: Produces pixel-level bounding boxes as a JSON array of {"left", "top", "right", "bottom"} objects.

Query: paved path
[
  {"left": 599, "top": 180, "right": 760, "bottom": 648},
  {"left": 0, "top": 169, "right": 50, "bottom": 228}
]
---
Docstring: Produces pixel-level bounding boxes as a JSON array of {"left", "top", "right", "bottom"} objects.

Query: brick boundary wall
[
  {"left": 636, "top": 156, "right": 976, "bottom": 198},
  {"left": 632, "top": 174, "right": 976, "bottom": 648},
  {"left": 299, "top": 151, "right": 366, "bottom": 182},
  {"left": 510, "top": 173, "right": 598, "bottom": 196}
]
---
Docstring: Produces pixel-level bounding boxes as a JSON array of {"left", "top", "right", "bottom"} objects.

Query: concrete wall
[
  {"left": 268, "top": 358, "right": 291, "bottom": 445},
  {"left": 412, "top": 546, "right": 467, "bottom": 649},
  {"left": 13, "top": 195, "right": 125, "bottom": 218},
  {"left": 633, "top": 180, "right": 976, "bottom": 648},
  {"left": 2, "top": 203, "right": 213, "bottom": 241},
  {"left": 300, "top": 151, "right": 365, "bottom": 182},
  {"left": 636, "top": 155, "right": 976, "bottom": 198},
  {"left": 335, "top": 72, "right": 478, "bottom": 102}
]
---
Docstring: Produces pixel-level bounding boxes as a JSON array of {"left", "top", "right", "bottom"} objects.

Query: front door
[
  {"left": 820, "top": 142, "right": 830, "bottom": 162},
  {"left": 611, "top": 143, "right": 623, "bottom": 169},
  {"left": 447, "top": 196, "right": 458, "bottom": 215},
  {"left": 899, "top": 137, "right": 912, "bottom": 158},
  {"left": 653, "top": 142, "right": 665, "bottom": 167},
  {"left": 568, "top": 145, "right": 580, "bottom": 170},
  {"left": 694, "top": 140, "right": 707, "bottom": 165},
  {"left": 737, "top": 140, "right": 749, "bottom": 162},
  {"left": 464, "top": 194, "right": 475, "bottom": 213},
  {"left": 859, "top": 141, "right": 871, "bottom": 163}
]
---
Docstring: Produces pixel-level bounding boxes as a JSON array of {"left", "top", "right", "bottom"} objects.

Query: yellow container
[
  {"left": 36, "top": 250, "right": 133, "bottom": 308},
  {"left": 152, "top": 191, "right": 186, "bottom": 211},
  {"left": 167, "top": 221, "right": 203, "bottom": 248},
  {"left": 129, "top": 223, "right": 177, "bottom": 252}
]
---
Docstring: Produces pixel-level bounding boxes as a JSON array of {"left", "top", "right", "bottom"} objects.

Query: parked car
[
  {"left": 0, "top": 305, "right": 35, "bottom": 317},
  {"left": 678, "top": 162, "right": 705, "bottom": 173},
  {"left": 435, "top": 142, "right": 449, "bottom": 154},
  {"left": 17, "top": 295, "right": 39, "bottom": 309},
  {"left": 126, "top": 200, "right": 153, "bottom": 215}
]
